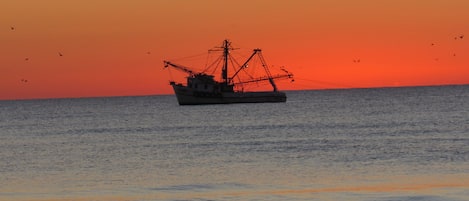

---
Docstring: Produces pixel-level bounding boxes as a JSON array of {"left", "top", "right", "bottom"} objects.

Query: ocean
[{"left": 1, "top": 85, "right": 468, "bottom": 201}]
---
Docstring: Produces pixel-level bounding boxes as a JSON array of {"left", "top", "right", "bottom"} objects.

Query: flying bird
[
  {"left": 460, "top": 35, "right": 464, "bottom": 39},
  {"left": 10, "top": 26, "right": 15, "bottom": 30},
  {"left": 25, "top": 57, "right": 29, "bottom": 61},
  {"left": 58, "top": 52, "right": 63, "bottom": 56}
]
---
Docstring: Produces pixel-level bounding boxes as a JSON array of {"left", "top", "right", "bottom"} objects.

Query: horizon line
[{"left": 1, "top": 83, "right": 468, "bottom": 102}]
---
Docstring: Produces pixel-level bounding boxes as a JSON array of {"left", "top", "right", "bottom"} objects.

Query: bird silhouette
[
  {"left": 10, "top": 26, "right": 15, "bottom": 30},
  {"left": 454, "top": 35, "right": 464, "bottom": 40},
  {"left": 25, "top": 58, "right": 29, "bottom": 61},
  {"left": 58, "top": 52, "right": 63, "bottom": 56}
]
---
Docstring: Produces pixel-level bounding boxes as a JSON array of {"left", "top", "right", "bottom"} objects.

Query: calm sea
[{"left": 1, "top": 86, "right": 469, "bottom": 201}]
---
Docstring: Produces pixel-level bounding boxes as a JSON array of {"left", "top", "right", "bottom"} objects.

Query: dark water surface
[{"left": 1, "top": 85, "right": 469, "bottom": 201}]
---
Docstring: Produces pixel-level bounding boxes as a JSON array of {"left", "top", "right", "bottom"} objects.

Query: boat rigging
[{"left": 163, "top": 39, "right": 293, "bottom": 105}]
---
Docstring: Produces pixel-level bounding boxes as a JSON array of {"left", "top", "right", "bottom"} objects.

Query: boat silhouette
[{"left": 164, "top": 39, "right": 293, "bottom": 105}]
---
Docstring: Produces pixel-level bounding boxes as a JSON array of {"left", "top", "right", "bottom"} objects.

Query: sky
[{"left": 1, "top": 0, "right": 468, "bottom": 100}]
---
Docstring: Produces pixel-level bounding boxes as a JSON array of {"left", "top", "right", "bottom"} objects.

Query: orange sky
[{"left": 1, "top": 0, "right": 468, "bottom": 100}]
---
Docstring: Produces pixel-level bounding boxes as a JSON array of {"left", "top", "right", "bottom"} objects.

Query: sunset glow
[{"left": 2, "top": 0, "right": 468, "bottom": 100}]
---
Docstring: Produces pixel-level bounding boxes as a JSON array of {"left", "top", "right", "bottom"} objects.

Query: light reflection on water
[
  {"left": 4, "top": 177, "right": 468, "bottom": 201},
  {"left": 1, "top": 86, "right": 469, "bottom": 201}
]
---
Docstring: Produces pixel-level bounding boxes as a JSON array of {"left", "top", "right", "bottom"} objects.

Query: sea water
[{"left": 1, "top": 85, "right": 468, "bottom": 201}]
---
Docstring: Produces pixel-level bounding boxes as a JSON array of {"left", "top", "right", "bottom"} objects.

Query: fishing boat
[{"left": 164, "top": 39, "right": 293, "bottom": 105}]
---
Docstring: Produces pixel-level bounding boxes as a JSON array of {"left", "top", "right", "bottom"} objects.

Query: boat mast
[{"left": 222, "top": 39, "right": 229, "bottom": 86}]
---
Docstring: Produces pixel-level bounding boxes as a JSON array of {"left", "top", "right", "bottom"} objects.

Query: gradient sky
[{"left": 1, "top": 0, "right": 468, "bottom": 100}]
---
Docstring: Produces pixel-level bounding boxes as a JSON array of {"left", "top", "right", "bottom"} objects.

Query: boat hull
[{"left": 172, "top": 84, "right": 286, "bottom": 105}]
